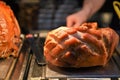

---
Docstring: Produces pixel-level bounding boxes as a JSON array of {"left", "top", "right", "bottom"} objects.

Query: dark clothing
[{"left": 110, "top": 0, "right": 120, "bottom": 35}]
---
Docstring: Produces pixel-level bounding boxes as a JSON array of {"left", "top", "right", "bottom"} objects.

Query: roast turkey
[
  {"left": 0, "top": 1, "right": 21, "bottom": 58},
  {"left": 44, "top": 22, "right": 119, "bottom": 68}
]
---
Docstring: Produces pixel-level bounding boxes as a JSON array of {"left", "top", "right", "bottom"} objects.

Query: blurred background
[
  {"left": 4, "top": 0, "right": 113, "bottom": 34},
  {"left": 2, "top": 1, "right": 120, "bottom": 80}
]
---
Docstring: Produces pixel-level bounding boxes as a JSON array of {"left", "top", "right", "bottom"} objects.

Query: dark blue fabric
[
  {"left": 36, "top": 0, "right": 82, "bottom": 30},
  {"left": 110, "top": 0, "right": 120, "bottom": 36}
]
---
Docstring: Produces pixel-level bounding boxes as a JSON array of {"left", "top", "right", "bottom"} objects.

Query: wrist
[
  {"left": 77, "top": 8, "right": 91, "bottom": 22},
  {"left": 81, "top": 7, "right": 92, "bottom": 19}
]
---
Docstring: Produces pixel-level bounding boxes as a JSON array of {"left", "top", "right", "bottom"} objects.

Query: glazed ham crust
[
  {"left": 0, "top": 1, "right": 21, "bottom": 58},
  {"left": 44, "top": 22, "right": 119, "bottom": 68}
]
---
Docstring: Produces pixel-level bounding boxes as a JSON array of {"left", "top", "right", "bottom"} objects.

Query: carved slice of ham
[
  {"left": 44, "top": 22, "right": 119, "bottom": 68},
  {"left": 0, "top": 1, "right": 21, "bottom": 58}
]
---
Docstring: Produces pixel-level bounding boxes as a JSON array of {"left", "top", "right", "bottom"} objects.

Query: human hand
[{"left": 66, "top": 10, "right": 89, "bottom": 27}]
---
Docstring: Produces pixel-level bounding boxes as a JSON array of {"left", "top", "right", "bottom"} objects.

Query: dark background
[{"left": 2, "top": 0, "right": 113, "bottom": 34}]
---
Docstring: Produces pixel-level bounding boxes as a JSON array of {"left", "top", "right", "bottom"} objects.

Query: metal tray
[
  {"left": 27, "top": 36, "right": 120, "bottom": 80},
  {"left": 0, "top": 36, "right": 24, "bottom": 80},
  {"left": 45, "top": 43, "right": 120, "bottom": 79},
  {"left": 10, "top": 35, "right": 31, "bottom": 80}
]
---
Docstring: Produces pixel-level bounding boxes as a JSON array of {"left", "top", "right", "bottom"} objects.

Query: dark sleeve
[{"left": 110, "top": 7, "right": 120, "bottom": 35}]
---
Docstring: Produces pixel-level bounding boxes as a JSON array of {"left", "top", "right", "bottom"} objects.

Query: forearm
[
  {"left": 66, "top": 0, "right": 106, "bottom": 27},
  {"left": 81, "top": 0, "right": 106, "bottom": 18}
]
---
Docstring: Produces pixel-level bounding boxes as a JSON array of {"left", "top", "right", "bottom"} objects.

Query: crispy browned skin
[
  {"left": 0, "top": 1, "right": 21, "bottom": 58},
  {"left": 44, "top": 22, "right": 119, "bottom": 68}
]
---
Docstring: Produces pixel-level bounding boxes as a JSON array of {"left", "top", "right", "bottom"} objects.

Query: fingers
[
  {"left": 66, "top": 11, "right": 88, "bottom": 27},
  {"left": 66, "top": 14, "right": 85, "bottom": 27},
  {"left": 66, "top": 16, "right": 83, "bottom": 27},
  {"left": 66, "top": 16, "right": 75, "bottom": 27},
  {"left": 73, "top": 22, "right": 81, "bottom": 27}
]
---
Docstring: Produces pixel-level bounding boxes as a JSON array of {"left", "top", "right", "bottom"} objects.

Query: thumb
[{"left": 66, "top": 16, "right": 76, "bottom": 27}]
